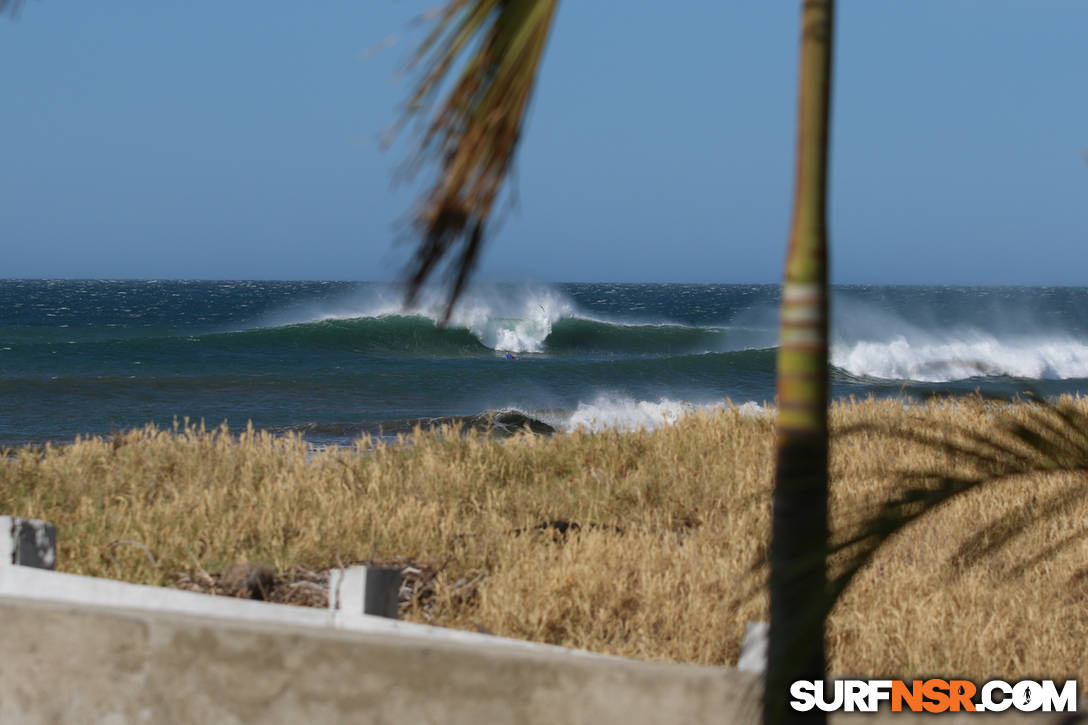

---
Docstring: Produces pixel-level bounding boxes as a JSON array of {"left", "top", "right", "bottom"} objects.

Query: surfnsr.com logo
[{"left": 789, "top": 679, "right": 1078, "bottom": 713}]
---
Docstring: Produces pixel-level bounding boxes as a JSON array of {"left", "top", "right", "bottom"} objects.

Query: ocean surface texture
[{"left": 2, "top": 280, "right": 1087, "bottom": 447}]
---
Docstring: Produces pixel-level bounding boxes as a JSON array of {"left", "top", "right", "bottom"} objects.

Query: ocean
[{"left": 2, "top": 280, "right": 1087, "bottom": 448}]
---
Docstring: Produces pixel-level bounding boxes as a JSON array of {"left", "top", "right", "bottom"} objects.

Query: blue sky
[{"left": 1, "top": 1, "right": 1084, "bottom": 284}]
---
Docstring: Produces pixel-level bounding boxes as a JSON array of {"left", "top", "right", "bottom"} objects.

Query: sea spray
[
  {"left": 830, "top": 290, "right": 1088, "bottom": 382},
  {"left": 253, "top": 283, "right": 580, "bottom": 353}
]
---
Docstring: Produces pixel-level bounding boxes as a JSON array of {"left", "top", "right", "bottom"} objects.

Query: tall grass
[{"left": 2, "top": 398, "right": 1086, "bottom": 687}]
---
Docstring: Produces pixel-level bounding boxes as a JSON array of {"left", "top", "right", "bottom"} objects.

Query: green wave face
[
  {"left": 542, "top": 319, "right": 727, "bottom": 355},
  {"left": 208, "top": 315, "right": 490, "bottom": 356},
  {"left": 207, "top": 315, "right": 739, "bottom": 359},
  {"left": 174, "top": 314, "right": 741, "bottom": 360}
]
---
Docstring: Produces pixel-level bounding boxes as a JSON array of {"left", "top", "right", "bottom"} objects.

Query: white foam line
[
  {"left": 549, "top": 397, "right": 771, "bottom": 434},
  {"left": 833, "top": 336, "right": 1088, "bottom": 382}
]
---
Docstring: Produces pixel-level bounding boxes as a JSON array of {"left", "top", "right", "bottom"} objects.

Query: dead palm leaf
[
  {"left": 0, "top": 0, "right": 27, "bottom": 17},
  {"left": 395, "top": 0, "right": 559, "bottom": 323}
]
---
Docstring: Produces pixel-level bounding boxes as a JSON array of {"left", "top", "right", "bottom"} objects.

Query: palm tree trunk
[{"left": 765, "top": 1, "right": 834, "bottom": 724}]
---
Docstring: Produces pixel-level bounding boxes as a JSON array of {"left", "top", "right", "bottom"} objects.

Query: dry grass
[{"left": 2, "top": 397, "right": 1087, "bottom": 688}]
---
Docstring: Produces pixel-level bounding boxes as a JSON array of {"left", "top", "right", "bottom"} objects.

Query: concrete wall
[
  {"left": 0, "top": 566, "right": 1078, "bottom": 723},
  {"left": 0, "top": 564, "right": 575, "bottom": 654},
  {"left": 0, "top": 596, "right": 761, "bottom": 724}
]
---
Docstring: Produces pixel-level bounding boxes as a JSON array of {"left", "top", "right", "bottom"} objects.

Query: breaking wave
[
  {"left": 209, "top": 284, "right": 741, "bottom": 357},
  {"left": 833, "top": 336, "right": 1088, "bottom": 382}
]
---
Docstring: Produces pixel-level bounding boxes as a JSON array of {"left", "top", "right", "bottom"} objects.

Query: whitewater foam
[
  {"left": 539, "top": 395, "right": 768, "bottom": 433},
  {"left": 828, "top": 291, "right": 1088, "bottom": 383},
  {"left": 833, "top": 335, "right": 1088, "bottom": 382},
  {"left": 441, "top": 287, "right": 575, "bottom": 353},
  {"left": 252, "top": 283, "right": 739, "bottom": 354},
  {"left": 256, "top": 283, "right": 584, "bottom": 353}
]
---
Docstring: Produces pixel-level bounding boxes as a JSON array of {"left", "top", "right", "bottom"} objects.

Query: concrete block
[
  {"left": 0, "top": 516, "right": 57, "bottom": 569},
  {"left": 329, "top": 565, "right": 400, "bottom": 618},
  {"left": 737, "top": 621, "right": 768, "bottom": 674}
]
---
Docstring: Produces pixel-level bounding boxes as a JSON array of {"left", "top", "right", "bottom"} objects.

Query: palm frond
[
  {"left": 396, "top": 0, "right": 559, "bottom": 322},
  {"left": 0, "top": 0, "right": 27, "bottom": 17}
]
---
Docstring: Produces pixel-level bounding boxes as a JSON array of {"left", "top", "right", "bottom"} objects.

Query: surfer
[{"left": 505, "top": 352, "right": 515, "bottom": 360}]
